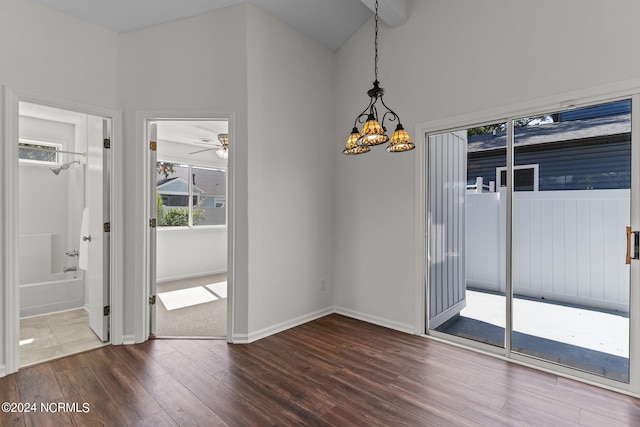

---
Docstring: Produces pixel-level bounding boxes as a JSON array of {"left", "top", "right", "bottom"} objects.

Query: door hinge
[
  {"left": 103, "top": 222, "right": 110, "bottom": 233},
  {"left": 150, "top": 141, "right": 157, "bottom": 151},
  {"left": 104, "top": 138, "right": 111, "bottom": 149},
  {"left": 103, "top": 306, "right": 110, "bottom": 316},
  {"left": 149, "top": 295, "right": 156, "bottom": 305},
  {"left": 149, "top": 218, "right": 157, "bottom": 228}
]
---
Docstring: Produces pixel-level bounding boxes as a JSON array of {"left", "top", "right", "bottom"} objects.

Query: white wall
[
  {"left": 333, "top": 0, "right": 640, "bottom": 331},
  {"left": 5, "top": 0, "right": 639, "bottom": 362},
  {"left": 118, "top": 4, "right": 249, "bottom": 339},
  {"left": 3, "top": 0, "right": 335, "bottom": 353},
  {"left": 246, "top": 6, "right": 335, "bottom": 338},
  {"left": 0, "top": 0, "right": 119, "bottom": 370},
  {"left": 156, "top": 228, "right": 227, "bottom": 281}
]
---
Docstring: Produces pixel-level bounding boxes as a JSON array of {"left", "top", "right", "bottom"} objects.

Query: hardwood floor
[{"left": 2, "top": 314, "right": 640, "bottom": 426}]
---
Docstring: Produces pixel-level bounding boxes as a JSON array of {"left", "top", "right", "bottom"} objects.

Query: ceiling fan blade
[{"left": 188, "top": 147, "right": 215, "bottom": 154}]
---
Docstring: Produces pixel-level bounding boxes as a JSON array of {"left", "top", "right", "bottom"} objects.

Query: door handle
[{"left": 626, "top": 226, "right": 639, "bottom": 265}]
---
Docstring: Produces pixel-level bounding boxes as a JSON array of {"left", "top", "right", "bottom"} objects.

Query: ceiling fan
[{"left": 188, "top": 133, "right": 229, "bottom": 159}]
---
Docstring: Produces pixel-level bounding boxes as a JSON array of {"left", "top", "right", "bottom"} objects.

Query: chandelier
[
  {"left": 216, "top": 133, "right": 229, "bottom": 159},
  {"left": 342, "top": 0, "right": 414, "bottom": 155}
]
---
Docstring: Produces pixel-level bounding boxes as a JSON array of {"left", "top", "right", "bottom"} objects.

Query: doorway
[
  {"left": 146, "top": 119, "right": 229, "bottom": 338},
  {"left": 425, "top": 96, "right": 639, "bottom": 392},
  {"left": 6, "top": 98, "right": 113, "bottom": 370}
]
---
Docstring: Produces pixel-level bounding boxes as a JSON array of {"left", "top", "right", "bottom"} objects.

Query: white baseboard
[
  {"left": 233, "top": 306, "right": 334, "bottom": 344},
  {"left": 157, "top": 270, "right": 227, "bottom": 284},
  {"left": 121, "top": 334, "right": 136, "bottom": 345},
  {"left": 0, "top": 364, "right": 6, "bottom": 378},
  {"left": 230, "top": 306, "right": 415, "bottom": 343},
  {"left": 334, "top": 306, "right": 415, "bottom": 334}
]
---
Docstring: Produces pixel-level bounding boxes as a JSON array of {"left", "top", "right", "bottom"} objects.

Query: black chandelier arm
[
  {"left": 353, "top": 97, "right": 377, "bottom": 128},
  {"left": 378, "top": 96, "right": 401, "bottom": 128}
]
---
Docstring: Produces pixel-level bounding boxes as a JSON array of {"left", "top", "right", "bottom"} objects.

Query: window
[
  {"left": 19, "top": 140, "right": 61, "bottom": 165},
  {"left": 156, "top": 162, "right": 226, "bottom": 227},
  {"left": 496, "top": 164, "right": 539, "bottom": 191}
]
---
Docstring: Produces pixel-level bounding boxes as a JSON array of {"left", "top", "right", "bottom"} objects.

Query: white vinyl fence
[{"left": 466, "top": 189, "right": 630, "bottom": 312}]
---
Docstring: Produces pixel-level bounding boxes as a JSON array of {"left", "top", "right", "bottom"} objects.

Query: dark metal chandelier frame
[{"left": 343, "top": 0, "right": 414, "bottom": 155}]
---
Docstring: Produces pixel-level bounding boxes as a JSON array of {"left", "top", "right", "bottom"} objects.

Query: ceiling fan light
[
  {"left": 216, "top": 146, "right": 229, "bottom": 159},
  {"left": 386, "top": 124, "right": 415, "bottom": 152}
]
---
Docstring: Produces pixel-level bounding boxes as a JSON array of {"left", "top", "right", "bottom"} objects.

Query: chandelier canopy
[{"left": 342, "top": 0, "right": 414, "bottom": 155}]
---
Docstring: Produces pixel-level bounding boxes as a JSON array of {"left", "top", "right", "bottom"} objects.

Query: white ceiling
[
  {"left": 156, "top": 120, "right": 228, "bottom": 147},
  {"left": 30, "top": 0, "right": 383, "bottom": 52}
]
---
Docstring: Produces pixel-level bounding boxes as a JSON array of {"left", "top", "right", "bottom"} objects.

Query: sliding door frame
[{"left": 415, "top": 78, "right": 640, "bottom": 396}]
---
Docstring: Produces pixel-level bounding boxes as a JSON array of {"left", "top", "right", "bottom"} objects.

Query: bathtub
[
  {"left": 19, "top": 233, "right": 85, "bottom": 317},
  {"left": 20, "top": 272, "right": 85, "bottom": 318}
]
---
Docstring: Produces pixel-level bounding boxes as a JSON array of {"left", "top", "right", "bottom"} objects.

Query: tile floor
[{"left": 20, "top": 309, "right": 106, "bottom": 367}]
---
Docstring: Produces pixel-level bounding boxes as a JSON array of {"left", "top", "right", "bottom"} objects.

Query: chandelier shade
[
  {"left": 342, "top": 127, "right": 371, "bottom": 155},
  {"left": 342, "top": 0, "right": 414, "bottom": 155},
  {"left": 386, "top": 124, "right": 415, "bottom": 152},
  {"left": 360, "top": 114, "right": 388, "bottom": 146}
]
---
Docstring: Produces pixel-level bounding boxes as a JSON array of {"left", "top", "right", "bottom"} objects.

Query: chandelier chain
[{"left": 374, "top": 0, "right": 379, "bottom": 82}]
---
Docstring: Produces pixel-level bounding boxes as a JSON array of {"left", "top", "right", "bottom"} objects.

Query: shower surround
[{"left": 18, "top": 113, "right": 87, "bottom": 317}]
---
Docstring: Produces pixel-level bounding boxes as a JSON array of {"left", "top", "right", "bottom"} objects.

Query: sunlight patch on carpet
[
  {"left": 206, "top": 281, "right": 227, "bottom": 298},
  {"left": 158, "top": 286, "right": 218, "bottom": 311}
]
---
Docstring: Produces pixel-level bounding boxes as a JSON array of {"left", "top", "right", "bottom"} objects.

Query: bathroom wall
[{"left": 18, "top": 113, "right": 86, "bottom": 316}]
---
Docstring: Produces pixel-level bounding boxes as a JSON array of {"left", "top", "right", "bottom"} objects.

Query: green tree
[
  {"left": 156, "top": 194, "right": 164, "bottom": 224},
  {"left": 467, "top": 115, "right": 555, "bottom": 137},
  {"left": 157, "top": 162, "right": 177, "bottom": 178}
]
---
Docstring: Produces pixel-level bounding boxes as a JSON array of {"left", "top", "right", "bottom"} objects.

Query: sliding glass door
[
  {"left": 427, "top": 97, "right": 639, "bottom": 390},
  {"left": 511, "top": 100, "right": 631, "bottom": 382},
  {"left": 427, "top": 125, "right": 506, "bottom": 349}
]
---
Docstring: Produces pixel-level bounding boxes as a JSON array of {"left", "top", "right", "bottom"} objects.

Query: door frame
[
  {"left": 2, "top": 86, "right": 123, "bottom": 375},
  {"left": 415, "top": 77, "right": 640, "bottom": 396},
  {"left": 136, "top": 111, "right": 235, "bottom": 343}
]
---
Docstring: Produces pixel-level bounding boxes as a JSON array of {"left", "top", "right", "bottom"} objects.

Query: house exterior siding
[
  {"left": 468, "top": 137, "right": 631, "bottom": 191},
  {"left": 467, "top": 100, "right": 632, "bottom": 191}
]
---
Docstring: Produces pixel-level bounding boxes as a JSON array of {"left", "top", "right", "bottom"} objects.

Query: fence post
[{"left": 498, "top": 188, "right": 507, "bottom": 293}]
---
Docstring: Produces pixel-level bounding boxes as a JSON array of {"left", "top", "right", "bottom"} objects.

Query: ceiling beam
[{"left": 359, "top": 0, "right": 407, "bottom": 27}]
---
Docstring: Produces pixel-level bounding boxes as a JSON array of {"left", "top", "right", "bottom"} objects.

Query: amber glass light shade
[
  {"left": 386, "top": 124, "right": 415, "bottom": 152},
  {"left": 342, "top": 128, "right": 370, "bottom": 155},
  {"left": 360, "top": 114, "right": 388, "bottom": 146}
]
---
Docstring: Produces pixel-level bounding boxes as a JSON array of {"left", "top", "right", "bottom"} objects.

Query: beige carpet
[{"left": 155, "top": 273, "right": 227, "bottom": 338}]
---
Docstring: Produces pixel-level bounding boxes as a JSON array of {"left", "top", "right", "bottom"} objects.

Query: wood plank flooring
[{"left": 2, "top": 314, "right": 640, "bottom": 426}]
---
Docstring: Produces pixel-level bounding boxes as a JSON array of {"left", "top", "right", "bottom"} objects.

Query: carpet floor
[{"left": 155, "top": 273, "right": 227, "bottom": 338}]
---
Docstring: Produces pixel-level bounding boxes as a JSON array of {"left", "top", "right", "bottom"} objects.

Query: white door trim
[
  {"left": 2, "top": 86, "right": 123, "bottom": 375},
  {"left": 135, "top": 111, "right": 236, "bottom": 344}
]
